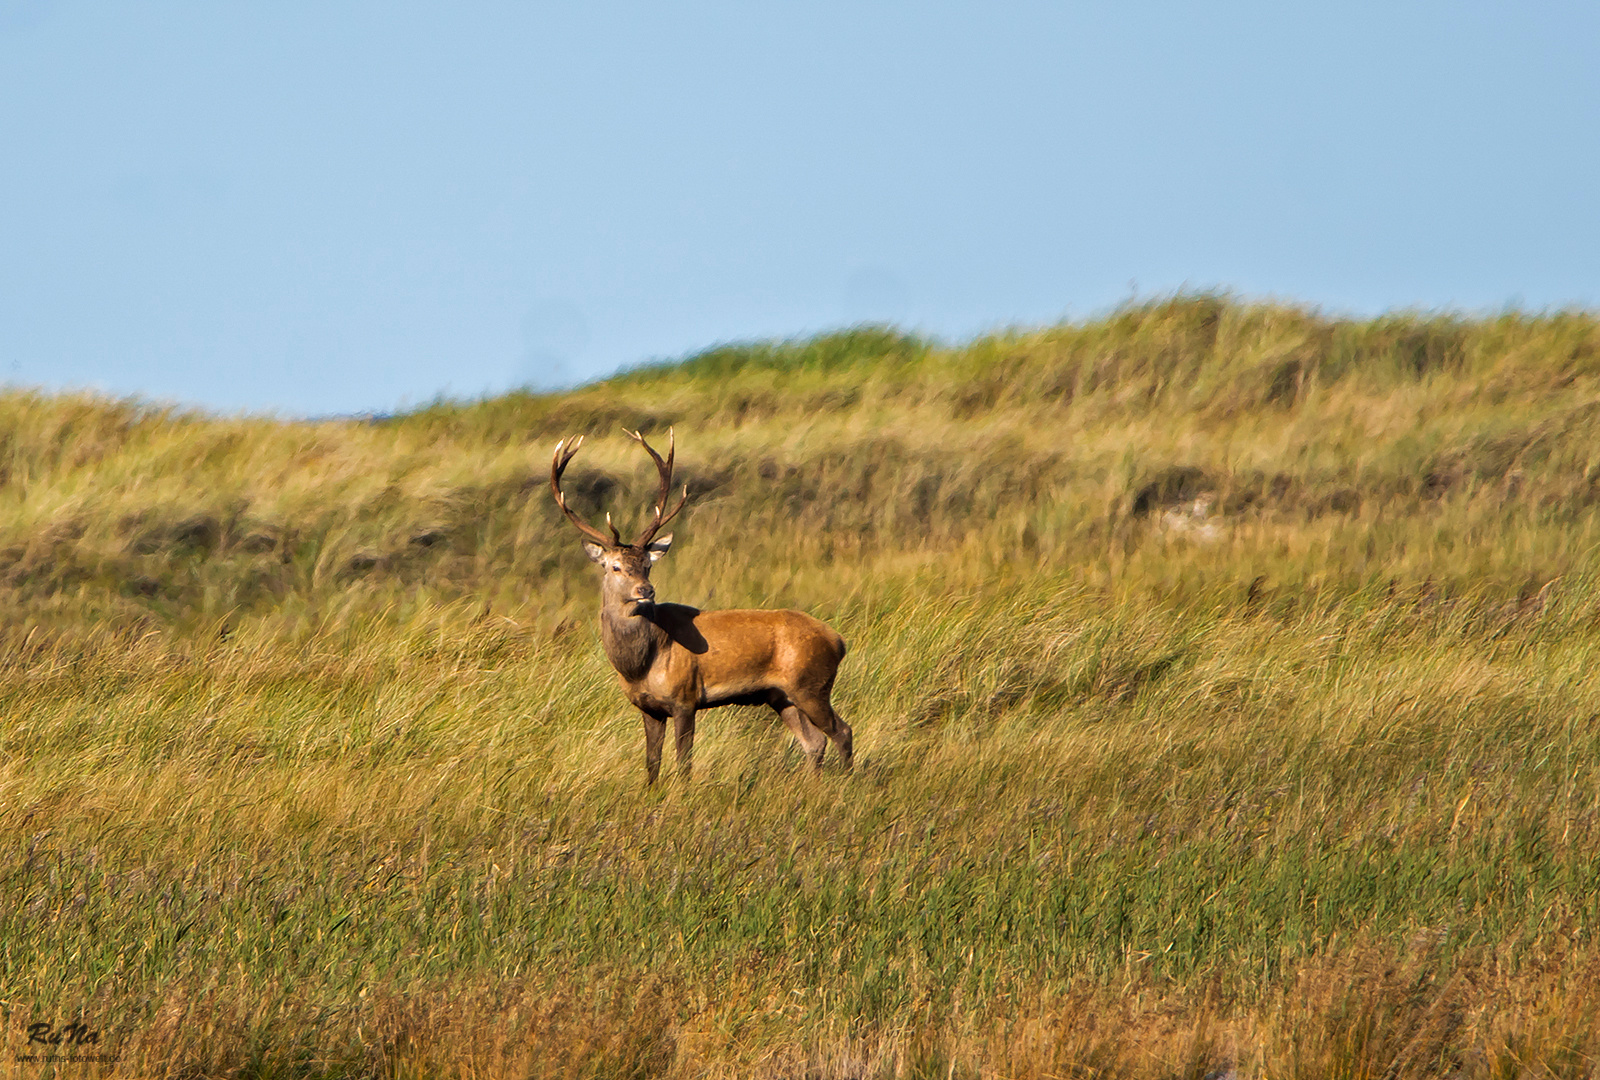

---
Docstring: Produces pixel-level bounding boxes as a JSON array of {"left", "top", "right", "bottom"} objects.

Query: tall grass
[{"left": 3, "top": 297, "right": 1600, "bottom": 1077}]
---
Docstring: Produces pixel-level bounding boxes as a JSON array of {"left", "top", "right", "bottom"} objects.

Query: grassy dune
[{"left": 3, "top": 297, "right": 1600, "bottom": 1077}]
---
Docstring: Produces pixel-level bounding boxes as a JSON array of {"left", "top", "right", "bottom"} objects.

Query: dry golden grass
[{"left": 3, "top": 298, "right": 1600, "bottom": 1077}]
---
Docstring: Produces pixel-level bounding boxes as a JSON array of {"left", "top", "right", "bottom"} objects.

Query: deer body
[{"left": 554, "top": 432, "right": 853, "bottom": 783}]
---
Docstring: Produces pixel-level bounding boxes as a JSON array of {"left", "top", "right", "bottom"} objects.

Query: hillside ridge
[{"left": 2, "top": 296, "right": 1594, "bottom": 640}]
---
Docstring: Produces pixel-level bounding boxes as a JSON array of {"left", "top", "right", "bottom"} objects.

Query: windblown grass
[{"left": 3, "top": 296, "right": 1600, "bottom": 1077}]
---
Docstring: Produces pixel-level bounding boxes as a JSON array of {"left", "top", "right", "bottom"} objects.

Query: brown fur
[
  {"left": 585, "top": 541, "right": 853, "bottom": 783},
  {"left": 552, "top": 431, "right": 852, "bottom": 783}
]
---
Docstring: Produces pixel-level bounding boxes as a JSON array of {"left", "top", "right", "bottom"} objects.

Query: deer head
[{"left": 550, "top": 429, "right": 689, "bottom": 613}]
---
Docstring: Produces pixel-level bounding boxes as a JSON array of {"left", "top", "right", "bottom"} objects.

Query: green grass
[{"left": 3, "top": 296, "right": 1600, "bottom": 1077}]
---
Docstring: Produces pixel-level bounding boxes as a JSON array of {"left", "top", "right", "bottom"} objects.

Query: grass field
[{"left": 3, "top": 296, "right": 1600, "bottom": 1078}]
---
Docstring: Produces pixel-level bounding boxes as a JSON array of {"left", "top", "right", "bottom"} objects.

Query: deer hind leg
[
  {"left": 672, "top": 708, "right": 697, "bottom": 779},
  {"left": 774, "top": 699, "right": 829, "bottom": 770},
  {"left": 789, "top": 689, "right": 853, "bottom": 771},
  {"left": 641, "top": 711, "right": 667, "bottom": 785}
]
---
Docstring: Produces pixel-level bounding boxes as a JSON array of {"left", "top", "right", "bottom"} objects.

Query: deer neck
[{"left": 599, "top": 601, "right": 666, "bottom": 682}]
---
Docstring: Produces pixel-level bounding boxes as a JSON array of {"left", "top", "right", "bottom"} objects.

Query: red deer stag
[{"left": 551, "top": 430, "right": 853, "bottom": 783}]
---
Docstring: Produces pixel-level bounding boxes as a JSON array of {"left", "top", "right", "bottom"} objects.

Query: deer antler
[
  {"left": 628, "top": 427, "right": 689, "bottom": 547},
  {"left": 551, "top": 436, "right": 623, "bottom": 547}
]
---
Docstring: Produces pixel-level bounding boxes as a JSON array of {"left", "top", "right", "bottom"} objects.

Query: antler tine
[
  {"left": 628, "top": 427, "right": 690, "bottom": 546},
  {"left": 550, "top": 435, "right": 616, "bottom": 548}
]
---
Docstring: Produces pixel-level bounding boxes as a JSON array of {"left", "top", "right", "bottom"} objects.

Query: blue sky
[{"left": 2, "top": 1, "right": 1596, "bottom": 415}]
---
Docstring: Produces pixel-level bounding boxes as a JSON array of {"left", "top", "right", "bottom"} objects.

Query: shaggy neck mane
[{"left": 599, "top": 605, "right": 665, "bottom": 682}]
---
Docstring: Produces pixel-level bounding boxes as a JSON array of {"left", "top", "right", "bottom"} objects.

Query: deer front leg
[
  {"left": 673, "top": 709, "right": 697, "bottom": 779},
  {"left": 641, "top": 711, "right": 667, "bottom": 784}
]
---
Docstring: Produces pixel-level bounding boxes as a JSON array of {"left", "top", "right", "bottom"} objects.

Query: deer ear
[
  {"left": 645, "top": 534, "right": 672, "bottom": 562},
  {"left": 582, "top": 540, "right": 607, "bottom": 563}
]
